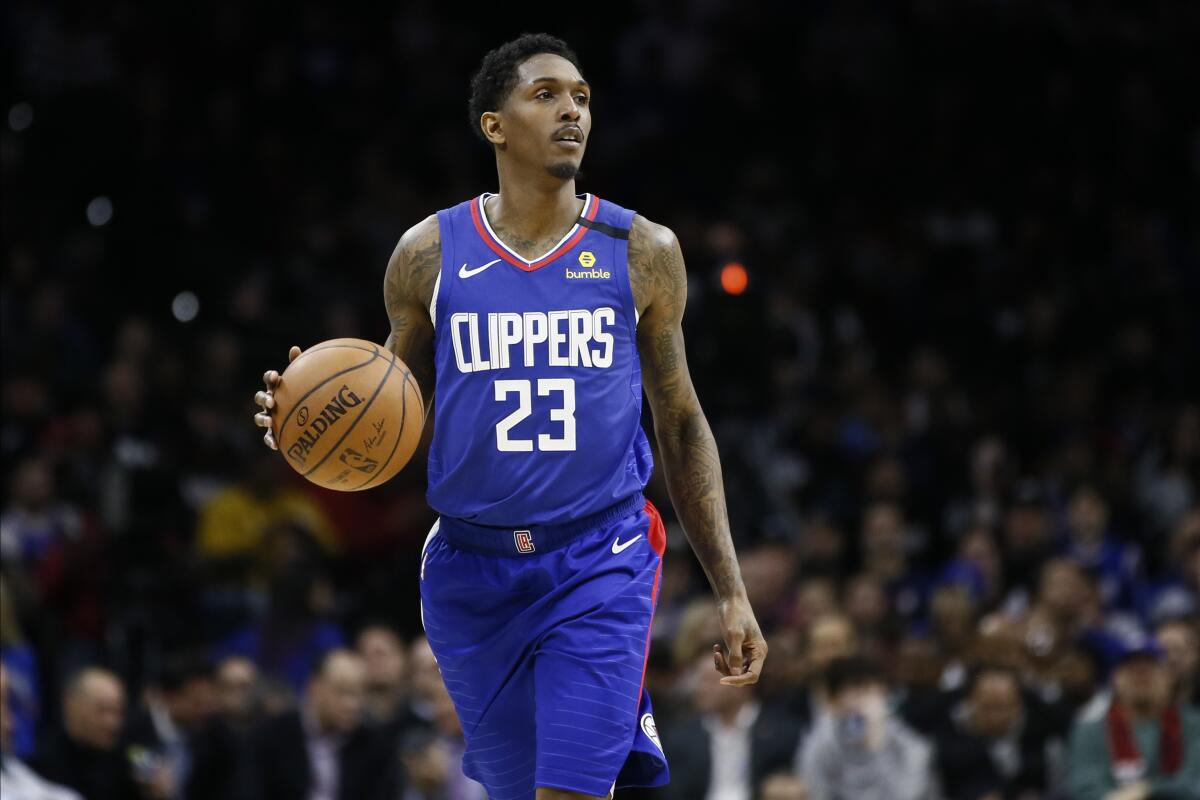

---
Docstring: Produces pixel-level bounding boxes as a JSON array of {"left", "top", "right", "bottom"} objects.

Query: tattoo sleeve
[
  {"left": 382, "top": 215, "right": 440, "bottom": 414},
  {"left": 630, "top": 215, "right": 747, "bottom": 601}
]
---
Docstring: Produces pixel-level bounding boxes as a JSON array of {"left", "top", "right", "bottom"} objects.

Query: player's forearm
[
  {"left": 656, "top": 408, "right": 746, "bottom": 602},
  {"left": 382, "top": 330, "right": 435, "bottom": 415}
]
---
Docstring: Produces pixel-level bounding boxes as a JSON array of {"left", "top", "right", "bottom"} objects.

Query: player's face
[{"left": 499, "top": 53, "right": 591, "bottom": 179}]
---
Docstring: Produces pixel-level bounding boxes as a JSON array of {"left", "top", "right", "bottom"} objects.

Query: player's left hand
[{"left": 713, "top": 594, "right": 767, "bottom": 686}]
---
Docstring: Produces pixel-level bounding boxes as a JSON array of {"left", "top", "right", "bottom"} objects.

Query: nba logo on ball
[{"left": 514, "top": 530, "right": 535, "bottom": 553}]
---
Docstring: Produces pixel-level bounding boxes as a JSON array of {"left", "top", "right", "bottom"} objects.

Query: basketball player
[{"left": 253, "top": 33, "right": 766, "bottom": 800}]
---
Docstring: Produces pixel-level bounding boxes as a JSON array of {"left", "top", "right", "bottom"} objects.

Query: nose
[{"left": 559, "top": 99, "right": 581, "bottom": 122}]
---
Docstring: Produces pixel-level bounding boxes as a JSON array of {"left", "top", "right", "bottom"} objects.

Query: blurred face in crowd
[
  {"left": 971, "top": 615, "right": 1028, "bottom": 672},
  {"left": 1113, "top": 657, "right": 1172, "bottom": 718},
  {"left": 844, "top": 576, "right": 887, "bottom": 632},
  {"left": 1004, "top": 501, "right": 1050, "bottom": 556},
  {"left": 760, "top": 773, "right": 810, "bottom": 800},
  {"left": 64, "top": 668, "right": 125, "bottom": 750},
  {"left": 931, "top": 585, "right": 976, "bottom": 650},
  {"left": 862, "top": 503, "right": 906, "bottom": 580},
  {"left": 1068, "top": 486, "right": 1108, "bottom": 544},
  {"left": 691, "top": 654, "right": 750, "bottom": 718},
  {"left": 11, "top": 457, "right": 54, "bottom": 511},
  {"left": 795, "top": 578, "right": 837, "bottom": 623},
  {"left": 162, "top": 674, "right": 217, "bottom": 732},
  {"left": 740, "top": 544, "right": 796, "bottom": 619},
  {"left": 217, "top": 656, "right": 258, "bottom": 720},
  {"left": 1038, "top": 559, "right": 1090, "bottom": 621},
  {"left": 309, "top": 650, "right": 366, "bottom": 734},
  {"left": 895, "top": 636, "right": 942, "bottom": 690},
  {"left": 357, "top": 626, "right": 407, "bottom": 691},
  {"left": 959, "top": 528, "right": 1001, "bottom": 595},
  {"left": 807, "top": 615, "right": 857, "bottom": 674},
  {"left": 966, "top": 671, "right": 1022, "bottom": 739},
  {"left": 1155, "top": 622, "right": 1198, "bottom": 691}
]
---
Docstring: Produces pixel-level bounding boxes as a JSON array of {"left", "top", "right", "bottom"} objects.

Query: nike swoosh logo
[
  {"left": 458, "top": 258, "right": 502, "bottom": 279},
  {"left": 611, "top": 535, "right": 642, "bottom": 555}
]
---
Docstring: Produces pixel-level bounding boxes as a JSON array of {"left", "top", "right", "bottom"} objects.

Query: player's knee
[{"left": 535, "top": 788, "right": 608, "bottom": 800}]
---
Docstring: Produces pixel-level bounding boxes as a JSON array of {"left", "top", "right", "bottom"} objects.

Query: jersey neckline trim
[{"left": 471, "top": 193, "right": 600, "bottom": 272}]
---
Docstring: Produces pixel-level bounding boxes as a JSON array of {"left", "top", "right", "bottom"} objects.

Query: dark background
[{"left": 3, "top": 1, "right": 1198, "bottom": 798}]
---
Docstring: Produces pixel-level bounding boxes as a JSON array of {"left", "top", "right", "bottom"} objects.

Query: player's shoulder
[
  {"left": 627, "top": 214, "right": 686, "bottom": 318},
  {"left": 385, "top": 215, "right": 441, "bottom": 307},
  {"left": 628, "top": 213, "right": 679, "bottom": 259}
]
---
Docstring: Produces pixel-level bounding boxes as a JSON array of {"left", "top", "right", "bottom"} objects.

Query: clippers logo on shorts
[{"left": 514, "top": 530, "right": 535, "bottom": 553}]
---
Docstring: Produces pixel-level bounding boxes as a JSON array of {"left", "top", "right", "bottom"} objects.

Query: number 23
[{"left": 494, "top": 378, "right": 576, "bottom": 452}]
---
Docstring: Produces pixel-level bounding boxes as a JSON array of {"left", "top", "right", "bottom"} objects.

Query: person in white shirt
[{"left": 0, "top": 663, "right": 82, "bottom": 800}]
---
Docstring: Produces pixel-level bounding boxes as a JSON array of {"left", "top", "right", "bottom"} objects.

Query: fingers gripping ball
[{"left": 272, "top": 339, "right": 423, "bottom": 491}]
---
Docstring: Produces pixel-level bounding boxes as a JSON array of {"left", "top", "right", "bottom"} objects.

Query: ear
[{"left": 481, "top": 112, "right": 505, "bottom": 147}]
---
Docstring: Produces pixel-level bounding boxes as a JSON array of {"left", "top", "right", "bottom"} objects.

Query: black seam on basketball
[
  {"left": 349, "top": 352, "right": 409, "bottom": 490},
  {"left": 302, "top": 347, "right": 398, "bottom": 478},
  {"left": 294, "top": 342, "right": 380, "bottom": 360},
  {"left": 276, "top": 348, "right": 380, "bottom": 432}
]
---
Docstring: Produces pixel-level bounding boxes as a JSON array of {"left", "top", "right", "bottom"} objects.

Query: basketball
[{"left": 271, "top": 338, "right": 424, "bottom": 491}]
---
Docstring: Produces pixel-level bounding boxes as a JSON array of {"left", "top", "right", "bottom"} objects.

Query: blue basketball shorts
[{"left": 419, "top": 496, "right": 670, "bottom": 799}]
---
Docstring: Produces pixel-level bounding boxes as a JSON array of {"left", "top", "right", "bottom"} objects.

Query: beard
[{"left": 546, "top": 161, "right": 580, "bottom": 181}]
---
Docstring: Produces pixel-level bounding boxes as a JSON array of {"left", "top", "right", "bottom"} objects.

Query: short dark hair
[
  {"left": 153, "top": 652, "right": 213, "bottom": 693},
  {"left": 468, "top": 33, "right": 582, "bottom": 143},
  {"left": 823, "top": 656, "right": 887, "bottom": 696}
]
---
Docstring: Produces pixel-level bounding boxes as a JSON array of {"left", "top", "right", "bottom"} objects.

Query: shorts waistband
[{"left": 436, "top": 494, "right": 645, "bottom": 557}]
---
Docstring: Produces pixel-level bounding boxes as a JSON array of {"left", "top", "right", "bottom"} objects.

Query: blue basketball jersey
[{"left": 426, "top": 193, "right": 653, "bottom": 526}]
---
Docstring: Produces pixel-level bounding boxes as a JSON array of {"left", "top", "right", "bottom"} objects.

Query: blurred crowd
[{"left": 3, "top": 0, "right": 1199, "bottom": 798}]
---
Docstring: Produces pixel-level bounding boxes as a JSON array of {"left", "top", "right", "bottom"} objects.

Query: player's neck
[{"left": 489, "top": 171, "right": 583, "bottom": 244}]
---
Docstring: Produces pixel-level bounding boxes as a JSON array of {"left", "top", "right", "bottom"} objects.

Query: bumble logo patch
[{"left": 578, "top": 251, "right": 596, "bottom": 267}]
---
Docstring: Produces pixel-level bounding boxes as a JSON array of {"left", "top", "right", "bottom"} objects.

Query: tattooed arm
[
  {"left": 253, "top": 216, "right": 440, "bottom": 447},
  {"left": 381, "top": 214, "right": 440, "bottom": 414},
  {"left": 629, "top": 214, "right": 767, "bottom": 685}
]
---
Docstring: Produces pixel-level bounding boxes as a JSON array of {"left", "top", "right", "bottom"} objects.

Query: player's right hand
[{"left": 253, "top": 345, "right": 301, "bottom": 450}]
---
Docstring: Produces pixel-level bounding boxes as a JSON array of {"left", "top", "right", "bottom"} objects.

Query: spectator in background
[
  {"left": 125, "top": 653, "right": 240, "bottom": 800},
  {"left": 842, "top": 574, "right": 895, "bottom": 659},
  {"left": 798, "top": 656, "right": 935, "bottom": 800},
  {"left": 661, "top": 652, "right": 803, "bottom": 800},
  {"left": 0, "top": 457, "right": 82, "bottom": 572},
  {"left": 1063, "top": 484, "right": 1141, "bottom": 613},
  {"left": 195, "top": 452, "right": 337, "bottom": 572},
  {"left": 1001, "top": 480, "right": 1056, "bottom": 613},
  {"left": 33, "top": 667, "right": 143, "bottom": 800},
  {"left": 1068, "top": 637, "right": 1200, "bottom": 800},
  {"left": 1155, "top": 617, "right": 1199, "bottom": 709},
  {"left": 932, "top": 665, "right": 1064, "bottom": 800},
  {"left": 355, "top": 622, "right": 408, "bottom": 726},
  {"left": 758, "top": 772, "right": 810, "bottom": 800},
  {"left": 396, "top": 651, "right": 485, "bottom": 800},
  {"left": 0, "top": 663, "right": 82, "bottom": 800},
  {"left": 1021, "top": 558, "right": 1124, "bottom": 700},
  {"left": 0, "top": 574, "right": 38, "bottom": 759},
  {"left": 251, "top": 648, "right": 396, "bottom": 800},
  {"left": 781, "top": 612, "right": 858, "bottom": 728},
  {"left": 859, "top": 502, "right": 928, "bottom": 624},
  {"left": 1141, "top": 511, "right": 1200, "bottom": 624},
  {"left": 214, "top": 656, "right": 260, "bottom": 730},
  {"left": 214, "top": 552, "right": 346, "bottom": 694}
]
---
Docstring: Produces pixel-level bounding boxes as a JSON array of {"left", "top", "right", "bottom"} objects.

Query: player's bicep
[
  {"left": 632, "top": 220, "right": 700, "bottom": 423},
  {"left": 383, "top": 215, "right": 440, "bottom": 408}
]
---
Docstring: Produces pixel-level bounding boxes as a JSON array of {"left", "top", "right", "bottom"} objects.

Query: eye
[
  {"left": 536, "top": 90, "right": 553, "bottom": 100},
  {"left": 575, "top": 94, "right": 589, "bottom": 105}
]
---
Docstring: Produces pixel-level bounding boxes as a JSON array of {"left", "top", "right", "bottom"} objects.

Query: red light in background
[{"left": 720, "top": 262, "right": 748, "bottom": 295}]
